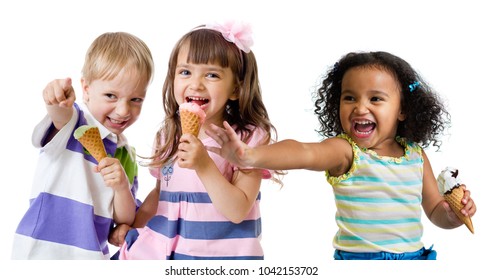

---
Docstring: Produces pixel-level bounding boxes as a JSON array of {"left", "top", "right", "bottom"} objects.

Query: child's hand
[
  {"left": 43, "top": 78, "right": 76, "bottom": 108},
  {"left": 177, "top": 133, "right": 210, "bottom": 170},
  {"left": 95, "top": 157, "right": 130, "bottom": 192},
  {"left": 206, "top": 121, "right": 252, "bottom": 168},
  {"left": 443, "top": 185, "right": 477, "bottom": 224},
  {"left": 108, "top": 224, "right": 132, "bottom": 247},
  {"left": 97, "top": 158, "right": 135, "bottom": 225},
  {"left": 459, "top": 186, "right": 476, "bottom": 217},
  {"left": 43, "top": 78, "right": 76, "bottom": 131}
]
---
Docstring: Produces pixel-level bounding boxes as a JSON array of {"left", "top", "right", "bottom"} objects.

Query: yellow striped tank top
[{"left": 326, "top": 134, "right": 424, "bottom": 253}]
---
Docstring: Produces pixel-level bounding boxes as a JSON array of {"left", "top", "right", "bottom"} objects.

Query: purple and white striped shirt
[{"left": 12, "top": 103, "right": 138, "bottom": 259}]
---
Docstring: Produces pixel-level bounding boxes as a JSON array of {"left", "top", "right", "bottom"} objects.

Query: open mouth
[
  {"left": 107, "top": 117, "right": 129, "bottom": 131},
  {"left": 109, "top": 117, "right": 127, "bottom": 125},
  {"left": 186, "top": 96, "right": 209, "bottom": 107},
  {"left": 353, "top": 120, "right": 376, "bottom": 135}
]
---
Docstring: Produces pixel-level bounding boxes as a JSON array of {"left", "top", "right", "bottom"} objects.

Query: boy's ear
[{"left": 81, "top": 78, "right": 89, "bottom": 102}]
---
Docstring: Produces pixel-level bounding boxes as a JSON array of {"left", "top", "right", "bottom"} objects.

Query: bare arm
[
  {"left": 41, "top": 78, "right": 76, "bottom": 144},
  {"left": 422, "top": 151, "right": 477, "bottom": 229},
  {"left": 42, "top": 78, "right": 76, "bottom": 141},
  {"left": 109, "top": 180, "right": 160, "bottom": 246},
  {"left": 178, "top": 133, "right": 264, "bottom": 223},
  {"left": 112, "top": 187, "right": 136, "bottom": 225},
  {"left": 198, "top": 161, "right": 262, "bottom": 224},
  {"left": 206, "top": 121, "right": 352, "bottom": 174},
  {"left": 132, "top": 180, "right": 161, "bottom": 228},
  {"left": 96, "top": 157, "right": 136, "bottom": 225}
]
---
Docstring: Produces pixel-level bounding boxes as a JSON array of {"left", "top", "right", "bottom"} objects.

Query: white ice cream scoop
[{"left": 437, "top": 167, "right": 462, "bottom": 195}]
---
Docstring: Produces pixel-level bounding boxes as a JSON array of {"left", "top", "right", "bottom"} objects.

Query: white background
[{"left": 1, "top": 0, "right": 481, "bottom": 278}]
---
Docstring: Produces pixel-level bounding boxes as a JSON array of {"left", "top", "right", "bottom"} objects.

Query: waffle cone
[
  {"left": 444, "top": 186, "right": 474, "bottom": 234},
  {"left": 77, "top": 127, "right": 107, "bottom": 163},
  {"left": 180, "top": 110, "right": 201, "bottom": 137}
]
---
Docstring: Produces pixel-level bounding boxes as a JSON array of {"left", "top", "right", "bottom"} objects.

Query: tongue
[
  {"left": 355, "top": 123, "right": 375, "bottom": 132},
  {"left": 190, "top": 100, "right": 205, "bottom": 107}
]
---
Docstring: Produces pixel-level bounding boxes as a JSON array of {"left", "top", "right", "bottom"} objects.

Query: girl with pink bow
[{"left": 110, "top": 21, "right": 280, "bottom": 260}]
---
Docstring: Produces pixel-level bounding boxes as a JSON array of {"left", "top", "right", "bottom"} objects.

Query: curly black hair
[{"left": 313, "top": 51, "right": 450, "bottom": 149}]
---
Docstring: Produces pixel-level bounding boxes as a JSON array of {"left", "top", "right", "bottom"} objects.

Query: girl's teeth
[{"left": 354, "top": 120, "right": 375, "bottom": 134}]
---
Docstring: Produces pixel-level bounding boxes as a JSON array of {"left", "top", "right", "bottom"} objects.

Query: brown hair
[{"left": 148, "top": 27, "right": 277, "bottom": 171}]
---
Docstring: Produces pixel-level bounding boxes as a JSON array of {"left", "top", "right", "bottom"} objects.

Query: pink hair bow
[{"left": 205, "top": 21, "right": 253, "bottom": 53}]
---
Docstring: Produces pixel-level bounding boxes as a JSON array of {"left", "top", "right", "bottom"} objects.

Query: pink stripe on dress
[
  {"left": 171, "top": 235, "right": 263, "bottom": 258},
  {"left": 157, "top": 200, "right": 261, "bottom": 222}
]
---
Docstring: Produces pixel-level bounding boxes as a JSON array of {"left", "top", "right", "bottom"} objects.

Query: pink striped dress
[{"left": 118, "top": 127, "right": 270, "bottom": 260}]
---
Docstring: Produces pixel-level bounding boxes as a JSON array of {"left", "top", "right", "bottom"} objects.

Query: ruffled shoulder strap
[
  {"left": 325, "top": 133, "right": 360, "bottom": 186},
  {"left": 396, "top": 137, "right": 422, "bottom": 158}
]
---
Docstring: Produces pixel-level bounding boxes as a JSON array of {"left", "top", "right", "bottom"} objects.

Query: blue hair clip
[
  {"left": 409, "top": 81, "right": 419, "bottom": 92},
  {"left": 409, "top": 81, "right": 420, "bottom": 92}
]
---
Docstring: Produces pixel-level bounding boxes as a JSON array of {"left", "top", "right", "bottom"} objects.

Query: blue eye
[
  {"left": 206, "top": 73, "right": 220, "bottom": 79},
  {"left": 179, "top": 70, "right": 190, "bottom": 76}
]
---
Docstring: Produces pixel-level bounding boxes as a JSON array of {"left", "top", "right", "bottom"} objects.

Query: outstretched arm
[
  {"left": 43, "top": 78, "right": 76, "bottom": 128},
  {"left": 205, "top": 121, "right": 255, "bottom": 168},
  {"left": 42, "top": 78, "right": 76, "bottom": 143},
  {"left": 206, "top": 121, "right": 352, "bottom": 173}
]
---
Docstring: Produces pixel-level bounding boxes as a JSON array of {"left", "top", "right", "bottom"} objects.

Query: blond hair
[{"left": 82, "top": 32, "right": 154, "bottom": 84}]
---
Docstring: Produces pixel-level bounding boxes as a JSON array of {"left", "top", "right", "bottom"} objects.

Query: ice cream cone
[
  {"left": 74, "top": 126, "right": 107, "bottom": 163},
  {"left": 180, "top": 110, "right": 201, "bottom": 137},
  {"left": 179, "top": 103, "right": 205, "bottom": 137},
  {"left": 444, "top": 186, "right": 474, "bottom": 234}
]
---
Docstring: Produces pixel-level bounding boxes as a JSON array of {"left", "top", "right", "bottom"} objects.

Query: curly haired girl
[{"left": 207, "top": 51, "right": 477, "bottom": 260}]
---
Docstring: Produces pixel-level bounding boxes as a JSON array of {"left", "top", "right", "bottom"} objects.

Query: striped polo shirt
[
  {"left": 12, "top": 103, "right": 138, "bottom": 259},
  {"left": 326, "top": 134, "right": 424, "bottom": 253}
]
